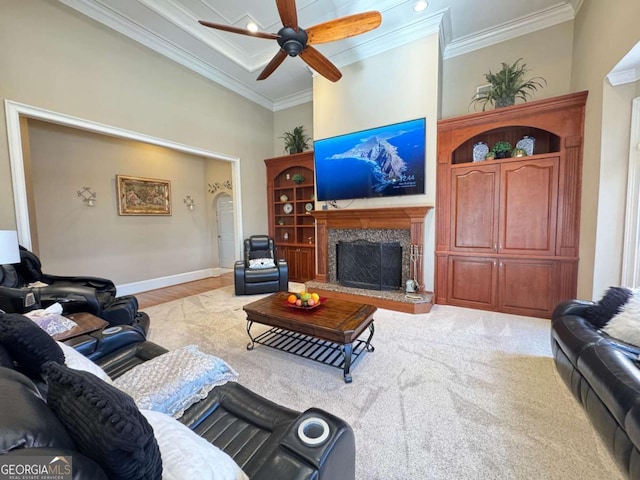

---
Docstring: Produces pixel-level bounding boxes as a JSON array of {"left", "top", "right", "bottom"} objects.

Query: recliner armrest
[
  {"left": 64, "top": 326, "right": 147, "bottom": 361},
  {"left": 41, "top": 274, "right": 116, "bottom": 296},
  {"left": 551, "top": 299, "right": 594, "bottom": 321},
  {"left": 257, "top": 408, "right": 355, "bottom": 480},
  {"left": 36, "top": 284, "right": 102, "bottom": 315},
  {"left": 234, "top": 260, "right": 247, "bottom": 295}
]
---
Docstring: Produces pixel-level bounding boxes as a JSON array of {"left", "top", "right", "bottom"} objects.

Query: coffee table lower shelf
[{"left": 247, "top": 324, "right": 374, "bottom": 383}]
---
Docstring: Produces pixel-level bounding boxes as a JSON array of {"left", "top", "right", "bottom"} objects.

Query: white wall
[{"left": 313, "top": 35, "right": 439, "bottom": 290}]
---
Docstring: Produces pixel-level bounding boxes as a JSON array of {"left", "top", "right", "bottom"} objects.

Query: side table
[{"left": 52, "top": 312, "right": 108, "bottom": 341}]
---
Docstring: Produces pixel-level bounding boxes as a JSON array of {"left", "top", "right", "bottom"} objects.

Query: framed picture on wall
[{"left": 116, "top": 175, "right": 171, "bottom": 215}]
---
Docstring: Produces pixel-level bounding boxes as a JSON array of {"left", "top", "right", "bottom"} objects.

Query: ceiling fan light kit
[{"left": 198, "top": 0, "right": 381, "bottom": 82}]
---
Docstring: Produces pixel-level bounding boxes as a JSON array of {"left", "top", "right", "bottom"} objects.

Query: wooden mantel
[{"left": 313, "top": 206, "right": 433, "bottom": 283}]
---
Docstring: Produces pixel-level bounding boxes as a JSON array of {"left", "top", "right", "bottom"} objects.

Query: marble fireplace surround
[{"left": 313, "top": 206, "right": 433, "bottom": 287}]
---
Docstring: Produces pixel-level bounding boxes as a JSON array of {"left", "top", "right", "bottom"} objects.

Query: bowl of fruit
[{"left": 285, "top": 292, "right": 324, "bottom": 309}]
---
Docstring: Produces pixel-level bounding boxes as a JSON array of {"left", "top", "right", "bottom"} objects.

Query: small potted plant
[
  {"left": 491, "top": 141, "right": 512, "bottom": 159},
  {"left": 280, "top": 126, "right": 310, "bottom": 154},
  {"left": 470, "top": 58, "right": 546, "bottom": 111},
  {"left": 292, "top": 173, "right": 305, "bottom": 184}
]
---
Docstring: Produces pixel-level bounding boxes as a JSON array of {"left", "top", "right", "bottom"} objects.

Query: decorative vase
[
  {"left": 495, "top": 97, "right": 515, "bottom": 108},
  {"left": 495, "top": 150, "right": 510, "bottom": 159}
]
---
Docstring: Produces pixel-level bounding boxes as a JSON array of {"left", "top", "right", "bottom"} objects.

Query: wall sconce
[
  {"left": 184, "top": 196, "right": 195, "bottom": 210},
  {"left": 77, "top": 186, "right": 96, "bottom": 206}
]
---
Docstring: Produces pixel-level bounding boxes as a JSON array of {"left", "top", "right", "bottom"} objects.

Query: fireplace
[
  {"left": 310, "top": 206, "right": 434, "bottom": 314},
  {"left": 337, "top": 240, "right": 402, "bottom": 291}
]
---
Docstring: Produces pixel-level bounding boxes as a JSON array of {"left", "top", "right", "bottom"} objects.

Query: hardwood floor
[{"left": 135, "top": 273, "right": 234, "bottom": 309}]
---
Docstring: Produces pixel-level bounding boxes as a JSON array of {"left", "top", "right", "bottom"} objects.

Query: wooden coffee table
[{"left": 243, "top": 292, "right": 376, "bottom": 383}]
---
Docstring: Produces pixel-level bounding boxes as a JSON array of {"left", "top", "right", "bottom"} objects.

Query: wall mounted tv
[{"left": 313, "top": 117, "right": 426, "bottom": 202}]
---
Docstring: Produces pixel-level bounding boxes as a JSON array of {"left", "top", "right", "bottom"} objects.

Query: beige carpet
[{"left": 144, "top": 286, "right": 623, "bottom": 480}]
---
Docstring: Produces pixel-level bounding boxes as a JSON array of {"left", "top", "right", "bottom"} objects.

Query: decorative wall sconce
[
  {"left": 207, "top": 180, "right": 232, "bottom": 194},
  {"left": 184, "top": 196, "right": 195, "bottom": 210},
  {"left": 77, "top": 186, "right": 96, "bottom": 206}
]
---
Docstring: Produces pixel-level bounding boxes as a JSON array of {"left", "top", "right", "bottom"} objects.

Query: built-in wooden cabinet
[
  {"left": 265, "top": 152, "right": 316, "bottom": 283},
  {"left": 436, "top": 92, "right": 588, "bottom": 318}
]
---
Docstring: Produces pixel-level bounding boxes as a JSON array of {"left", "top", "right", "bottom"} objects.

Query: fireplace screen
[{"left": 337, "top": 240, "right": 402, "bottom": 291}]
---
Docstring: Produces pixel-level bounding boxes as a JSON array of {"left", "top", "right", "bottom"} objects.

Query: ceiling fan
[{"left": 198, "top": 0, "right": 382, "bottom": 82}]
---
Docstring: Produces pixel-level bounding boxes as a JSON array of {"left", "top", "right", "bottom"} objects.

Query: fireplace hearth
[{"left": 337, "top": 240, "right": 402, "bottom": 291}]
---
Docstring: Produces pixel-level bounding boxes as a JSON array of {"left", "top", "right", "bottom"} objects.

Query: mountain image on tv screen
[{"left": 314, "top": 118, "right": 426, "bottom": 201}]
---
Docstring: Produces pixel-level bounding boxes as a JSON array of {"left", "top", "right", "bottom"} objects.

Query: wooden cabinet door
[
  {"left": 497, "top": 258, "right": 558, "bottom": 317},
  {"left": 499, "top": 158, "right": 559, "bottom": 256},
  {"left": 446, "top": 255, "right": 498, "bottom": 309},
  {"left": 450, "top": 164, "right": 500, "bottom": 253},
  {"left": 296, "top": 247, "right": 315, "bottom": 283}
]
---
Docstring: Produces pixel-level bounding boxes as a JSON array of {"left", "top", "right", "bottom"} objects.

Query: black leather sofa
[
  {"left": 0, "top": 325, "right": 356, "bottom": 480},
  {"left": 551, "top": 300, "right": 640, "bottom": 479},
  {"left": 0, "top": 247, "right": 150, "bottom": 334}
]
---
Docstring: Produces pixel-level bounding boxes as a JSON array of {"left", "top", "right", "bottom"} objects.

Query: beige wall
[
  {"left": 571, "top": 0, "right": 640, "bottom": 299},
  {"left": 441, "top": 22, "right": 574, "bottom": 119},
  {"left": 27, "top": 120, "right": 228, "bottom": 283},
  {"left": 273, "top": 103, "right": 314, "bottom": 157},
  {"left": 313, "top": 35, "right": 439, "bottom": 289},
  {"left": 0, "top": 0, "right": 273, "bottom": 255}
]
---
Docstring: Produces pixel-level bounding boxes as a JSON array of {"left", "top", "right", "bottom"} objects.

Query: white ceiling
[{"left": 59, "top": 0, "right": 607, "bottom": 111}]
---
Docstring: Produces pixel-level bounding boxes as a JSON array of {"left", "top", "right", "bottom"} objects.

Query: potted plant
[
  {"left": 292, "top": 173, "right": 305, "bottom": 184},
  {"left": 491, "top": 141, "right": 512, "bottom": 159},
  {"left": 470, "top": 58, "right": 546, "bottom": 111},
  {"left": 280, "top": 126, "right": 310, "bottom": 154}
]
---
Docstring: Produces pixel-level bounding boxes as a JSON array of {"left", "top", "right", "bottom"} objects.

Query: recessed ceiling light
[
  {"left": 413, "top": 0, "right": 428, "bottom": 12},
  {"left": 246, "top": 21, "right": 258, "bottom": 33}
]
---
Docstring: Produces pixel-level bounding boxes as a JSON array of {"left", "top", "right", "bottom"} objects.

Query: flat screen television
[{"left": 313, "top": 117, "right": 426, "bottom": 202}]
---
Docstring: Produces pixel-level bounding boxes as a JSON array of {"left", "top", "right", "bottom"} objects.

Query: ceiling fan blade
[
  {"left": 198, "top": 20, "right": 279, "bottom": 40},
  {"left": 276, "top": 0, "right": 298, "bottom": 30},
  {"left": 299, "top": 46, "right": 342, "bottom": 82},
  {"left": 257, "top": 49, "right": 289, "bottom": 81},
  {"left": 307, "top": 11, "right": 382, "bottom": 45}
]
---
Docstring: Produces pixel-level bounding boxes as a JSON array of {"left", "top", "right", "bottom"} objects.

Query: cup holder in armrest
[
  {"left": 297, "top": 417, "right": 330, "bottom": 447},
  {"left": 102, "top": 326, "right": 123, "bottom": 335}
]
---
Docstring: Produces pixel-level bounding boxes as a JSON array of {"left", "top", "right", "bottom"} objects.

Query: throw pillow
[
  {"left": 44, "top": 362, "right": 162, "bottom": 480},
  {"left": 0, "top": 312, "right": 64, "bottom": 375},
  {"left": 583, "top": 286, "right": 633, "bottom": 328},
  {"left": 602, "top": 291, "right": 640, "bottom": 347},
  {"left": 114, "top": 345, "right": 238, "bottom": 418},
  {"left": 140, "top": 409, "right": 249, "bottom": 480},
  {"left": 248, "top": 258, "right": 276, "bottom": 269},
  {"left": 56, "top": 341, "right": 112, "bottom": 384}
]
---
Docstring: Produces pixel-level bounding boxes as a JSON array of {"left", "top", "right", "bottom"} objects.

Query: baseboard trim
[{"left": 116, "top": 268, "right": 215, "bottom": 297}]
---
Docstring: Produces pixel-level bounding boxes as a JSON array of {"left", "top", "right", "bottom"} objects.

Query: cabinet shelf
[
  {"left": 452, "top": 126, "right": 561, "bottom": 165},
  {"left": 266, "top": 152, "right": 317, "bottom": 282}
]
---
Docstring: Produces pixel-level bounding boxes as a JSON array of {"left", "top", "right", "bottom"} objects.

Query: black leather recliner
[
  {"left": 234, "top": 235, "right": 288, "bottom": 295},
  {"left": 0, "top": 246, "right": 149, "bottom": 334}
]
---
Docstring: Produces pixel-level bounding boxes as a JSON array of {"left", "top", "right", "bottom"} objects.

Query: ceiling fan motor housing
[{"left": 277, "top": 27, "right": 308, "bottom": 56}]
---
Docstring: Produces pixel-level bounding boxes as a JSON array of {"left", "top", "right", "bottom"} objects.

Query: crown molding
[
  {"left": 59, "top": 0, "right": 276, "bottom": 110},
  {"left": 329, "top": 9, "right": 446, "bottom": 69},
  {"left": 273, "top": 89, "right": 313, "bottom": 111},
  {"left": 608, "top": 67, "right": 640, "bottom": 87},
  {"left": 442, "top": 3, "right": 575, "bottom": 59}
]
